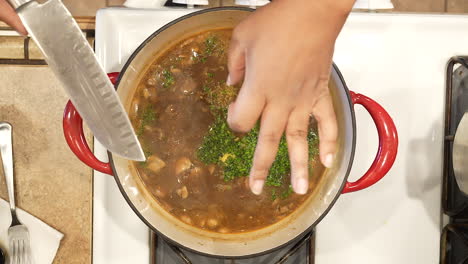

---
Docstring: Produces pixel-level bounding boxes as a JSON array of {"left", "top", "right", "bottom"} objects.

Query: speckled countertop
[
  {"left": 0, "top": 16, "right": 95, "bottom": 263},
  {"left": 0, "top": 65, "right": 93, "bottom": 264}
]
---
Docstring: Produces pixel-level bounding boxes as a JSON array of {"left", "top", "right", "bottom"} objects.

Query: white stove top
[{"left": 93, "top": 7, "right": 468, "bottom": 263}]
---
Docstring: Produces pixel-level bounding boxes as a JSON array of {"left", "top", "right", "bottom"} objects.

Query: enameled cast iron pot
[{"left": 62, "top": 7, "right": 398, "bottom": 258}]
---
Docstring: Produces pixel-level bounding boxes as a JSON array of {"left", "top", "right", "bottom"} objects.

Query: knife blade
[
  {"left": 9, "top": 0, "right": 145, "bottom": 161},
  {"left": 453, "top": 112, "right": 468, "bottom": 195}
]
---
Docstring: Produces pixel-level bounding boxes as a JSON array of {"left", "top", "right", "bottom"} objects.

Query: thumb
[{"left": 226, "top": 37, "right": 245, "bottom": 86}]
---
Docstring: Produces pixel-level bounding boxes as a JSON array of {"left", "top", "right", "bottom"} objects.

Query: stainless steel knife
[
  {"left": 453, "top": 112, "right": 468, "bottom": 195},
  {"left": 8, "top": 0, "right": 145, "bottom": 161}
]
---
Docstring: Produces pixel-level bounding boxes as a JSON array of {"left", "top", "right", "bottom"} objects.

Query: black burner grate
[
  {"left": 442, "top": 57, "right": 468, "bottom": 264},
  {"left": 443, "top": 57, "right": 468, "bottom": 219},
  {"left": 152, "top": 231, "right": 314, "bottom": 264},
  {"left": 441, "top": 224, "right": 468, "bottom": 264}
]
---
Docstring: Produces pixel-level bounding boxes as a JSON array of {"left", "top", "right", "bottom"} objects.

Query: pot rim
[{"left": 107, "top": 7, "right": 357, "bottom": 258}]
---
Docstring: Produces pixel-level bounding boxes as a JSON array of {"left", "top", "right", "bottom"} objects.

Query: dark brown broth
[{"left": 130, "top": 29, "right": 323, "bottom": 233}]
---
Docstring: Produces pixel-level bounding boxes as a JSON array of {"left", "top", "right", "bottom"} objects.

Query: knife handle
[{"left": 7, "top": 0, "right": 32, "bottom": 9}]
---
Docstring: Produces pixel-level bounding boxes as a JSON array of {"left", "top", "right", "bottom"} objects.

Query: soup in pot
[{"left": 130, "top": 28, "right": 324, "bottom": 234}]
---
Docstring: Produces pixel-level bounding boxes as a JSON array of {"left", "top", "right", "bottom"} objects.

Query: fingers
[
  {"left": 0, "top": 1, "right": 27, "bottom": 36},
  {"left": 227, "top": 78, "right": 266, "bottom": 133},
  {"left": 286, "top": 108, "right": 310, "bottom": 194},
  {"left": 226, "top": 36, "right": 245, "bottom": 86},
  {"left": 226, "top": 31, "right": 267, "bottom": 133},
  {"left": 249, "top": 104, "right": 290, "bottom": 195},
  {"left": 312, "top": 92, "right": 338, "bottom": 168}
]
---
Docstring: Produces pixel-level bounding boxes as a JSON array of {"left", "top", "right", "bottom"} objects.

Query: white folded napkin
[{"left": 0, "top": 199, "right": 63, "bottom": 264}]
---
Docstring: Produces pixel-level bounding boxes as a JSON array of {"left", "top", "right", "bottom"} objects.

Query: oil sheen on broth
[{"left": 130, "top": 28, "right": 323, "bottom": 234}]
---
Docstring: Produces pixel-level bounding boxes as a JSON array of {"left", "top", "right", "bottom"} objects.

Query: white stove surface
[{"left": 93, "top": 7, "right": 468, "bottom": 263}]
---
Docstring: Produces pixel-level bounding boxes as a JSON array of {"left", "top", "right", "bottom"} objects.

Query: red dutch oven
[{"left": 62, "top": 7, "right": 398, "bottom": 258}]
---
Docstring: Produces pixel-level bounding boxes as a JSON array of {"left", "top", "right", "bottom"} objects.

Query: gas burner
[{"left": 151, "top": 231, "right": 315, "bottom": 264}]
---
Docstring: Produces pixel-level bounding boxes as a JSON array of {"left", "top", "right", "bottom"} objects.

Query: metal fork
[{"left": 0, "top": 122, "right": 33, "bottom": 264}]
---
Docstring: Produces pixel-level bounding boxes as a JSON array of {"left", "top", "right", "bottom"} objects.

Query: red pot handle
[
  {"left": 62, "top": 72, "right": 120, "bottom": 176},
  {"left": 341, "top": 91, "right": 398, "bottom": 193}
]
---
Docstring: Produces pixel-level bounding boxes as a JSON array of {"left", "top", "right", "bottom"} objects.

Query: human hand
[
  {"left": 0, "top": 0, "right": 27, "bottom": 35},
  {"left": 227, "top": 0, "right": 354, "bottom": 195}
]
